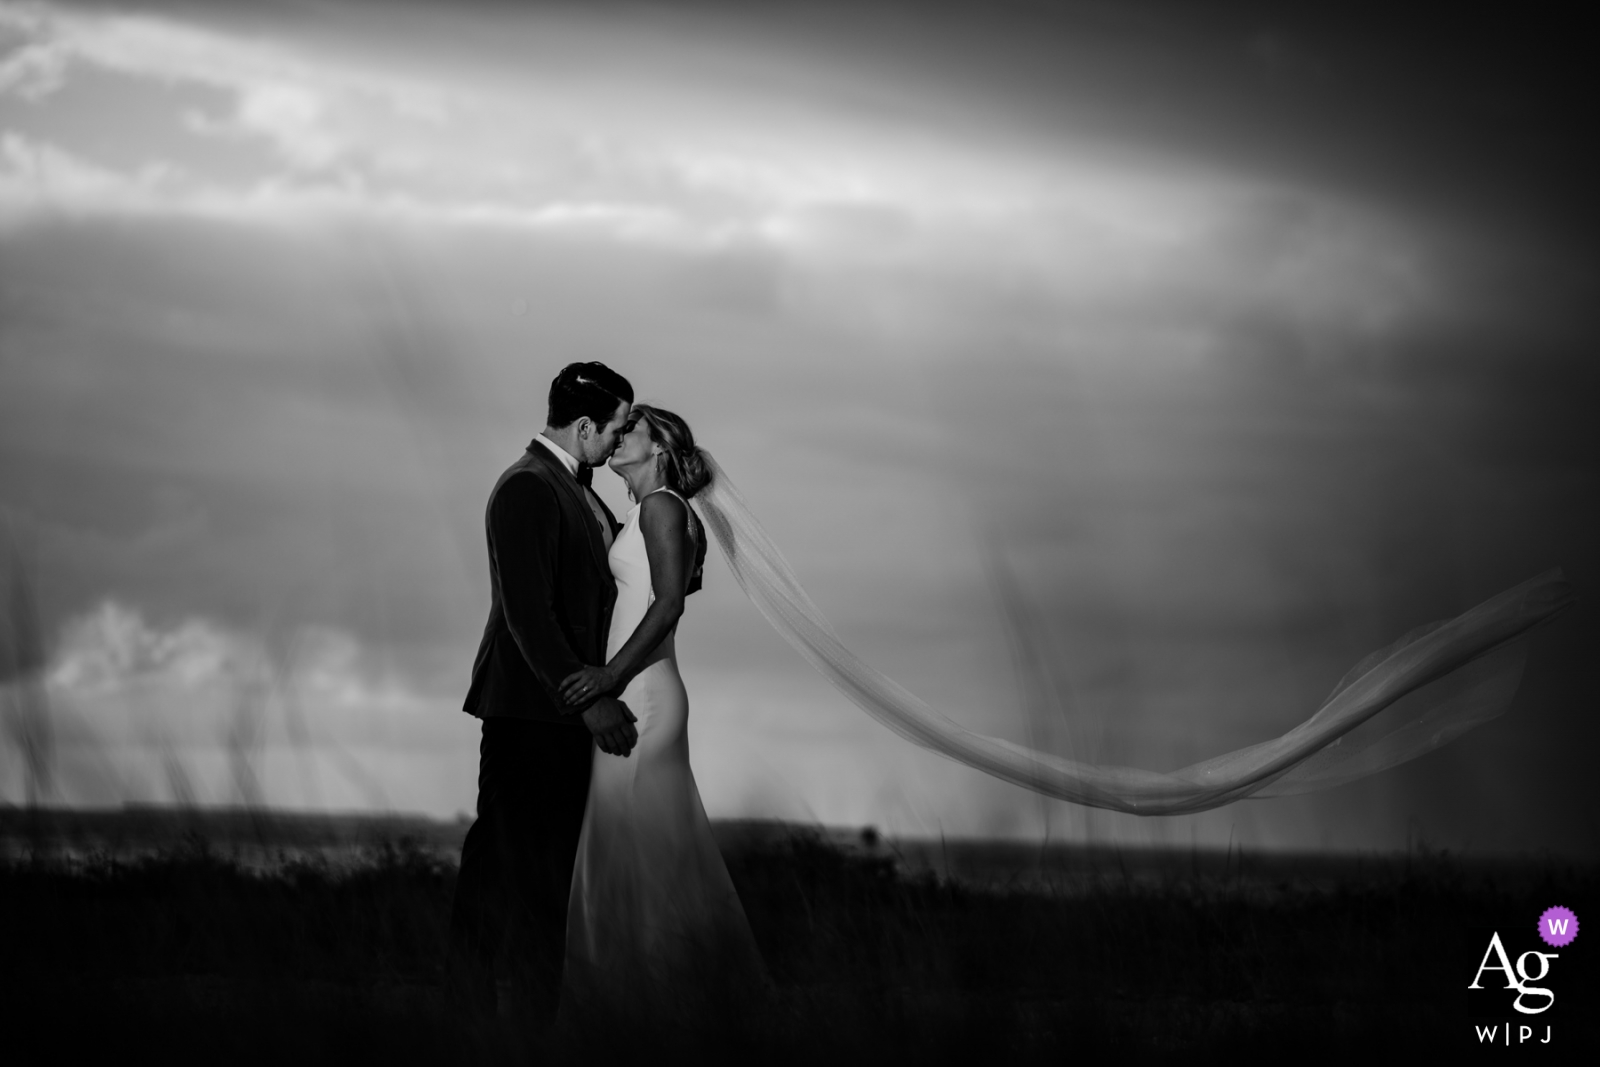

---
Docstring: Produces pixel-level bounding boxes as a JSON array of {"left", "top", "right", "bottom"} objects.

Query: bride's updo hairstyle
[{"left": 634, "top": 404, "right": 712, "bottom": 499}]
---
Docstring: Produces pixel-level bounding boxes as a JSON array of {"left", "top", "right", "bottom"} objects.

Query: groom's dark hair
[{"left": 547, "top": 362, "right": 633, "bottom": 429}]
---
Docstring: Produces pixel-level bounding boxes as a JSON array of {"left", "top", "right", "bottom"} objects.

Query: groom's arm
[{"left": 490, "top": 473, "right": 589, "bottom": 713}]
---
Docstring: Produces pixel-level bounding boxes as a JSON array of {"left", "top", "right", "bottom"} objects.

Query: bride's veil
[{"left": 690, "top": 451, "right": 1575, "bottom": 816}]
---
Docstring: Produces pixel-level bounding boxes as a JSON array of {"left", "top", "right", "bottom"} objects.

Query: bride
[{"left": 557, "top": 405, "right": 766, "bottom": 1022}]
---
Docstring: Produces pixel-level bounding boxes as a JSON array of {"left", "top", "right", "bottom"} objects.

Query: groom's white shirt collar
[{"left": 533, "top": 432, "right": 582, "bottom": 480}]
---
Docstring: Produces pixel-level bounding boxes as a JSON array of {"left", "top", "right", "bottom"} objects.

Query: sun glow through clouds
[{"left": 0, "top": 0, "right": 1433, "bottom": 352}]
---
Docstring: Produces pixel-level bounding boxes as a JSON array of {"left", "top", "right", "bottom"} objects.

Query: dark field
[{"left": 2, "top": 807, "right": 1594, "bottom": 1062}]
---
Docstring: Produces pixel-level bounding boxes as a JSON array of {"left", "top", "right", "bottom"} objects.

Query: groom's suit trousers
[{"left": 449, "top": 718, "right": 593, "bottom": 1015}]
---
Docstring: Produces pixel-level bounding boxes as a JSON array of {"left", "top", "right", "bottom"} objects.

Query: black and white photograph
[{"left": 1, "top": 0, "right": 1594, "bottom": 1059}]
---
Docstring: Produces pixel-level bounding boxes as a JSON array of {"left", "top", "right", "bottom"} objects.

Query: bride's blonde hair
[{"left": 633, "top": 404, "right": 712, "bottom": 499}]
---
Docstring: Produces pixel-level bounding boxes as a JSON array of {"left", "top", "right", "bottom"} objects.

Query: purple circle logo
[{"left": 1538, "top": 906, "right": 1578, "bottom": 948}]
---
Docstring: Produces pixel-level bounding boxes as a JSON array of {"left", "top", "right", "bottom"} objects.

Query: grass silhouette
[{"left": 2, "top": 819, "right": 1594, "bottom": 1062}]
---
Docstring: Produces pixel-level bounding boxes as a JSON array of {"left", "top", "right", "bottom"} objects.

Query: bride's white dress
[{"left": 563, "top": 488, "right": 764, "bottom": 1019}]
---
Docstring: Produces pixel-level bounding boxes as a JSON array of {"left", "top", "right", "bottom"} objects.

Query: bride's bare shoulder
[{"left": 638, "top": 489, "right": 689, "bottom": 534}]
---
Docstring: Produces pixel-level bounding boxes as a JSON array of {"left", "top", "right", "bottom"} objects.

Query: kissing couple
[
  {"left": 444, "top": 358, "right": 1574, "bottom": 1028},
  {"left": 446, "top": 361, "right": 763, "bottom": 1027}
]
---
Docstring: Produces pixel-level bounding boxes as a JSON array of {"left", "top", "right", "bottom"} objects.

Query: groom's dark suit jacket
[{"left": 463, "top": 441, "right": 619, "bottom": 726}]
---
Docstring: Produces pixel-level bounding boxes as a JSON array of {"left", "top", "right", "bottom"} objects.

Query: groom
[{"left": 448, "top": 361, "right": 639, "bottom": 1021}]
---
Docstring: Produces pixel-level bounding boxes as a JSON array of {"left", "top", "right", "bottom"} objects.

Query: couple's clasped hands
[{"left": 562, "top": 665, "right": 637, "bottom": 757}]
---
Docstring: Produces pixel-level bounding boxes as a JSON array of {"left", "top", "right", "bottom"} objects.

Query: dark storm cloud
[{"left": 633, "top": 0, "right": 1597, "bottom": 242}]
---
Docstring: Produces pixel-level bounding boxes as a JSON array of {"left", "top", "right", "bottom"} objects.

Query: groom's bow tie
[{"left": 575, "top": 465, "right": 593, "bottom": 488}]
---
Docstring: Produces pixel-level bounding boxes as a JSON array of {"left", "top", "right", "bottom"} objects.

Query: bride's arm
[{"left": 560, "top": 491, "right": 692, "bottom": 704}]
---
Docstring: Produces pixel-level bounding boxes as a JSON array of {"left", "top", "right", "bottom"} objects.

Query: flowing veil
[{"left": 690, "top": 452, "right": 1575, "bottom": 816}]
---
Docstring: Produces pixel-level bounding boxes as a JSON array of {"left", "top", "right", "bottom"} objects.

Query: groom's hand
[{"left": 582, "top": 696, "right": 638, "bottom": 757}]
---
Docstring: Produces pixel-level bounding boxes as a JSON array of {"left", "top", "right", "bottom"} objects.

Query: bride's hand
[{"left": 561, "top": 665, "right": 617, "bottom": 706}]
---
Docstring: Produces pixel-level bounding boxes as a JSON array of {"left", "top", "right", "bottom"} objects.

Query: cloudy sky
[{"left": 1, "top": 0, "right": 1594, "bottom": 855}]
